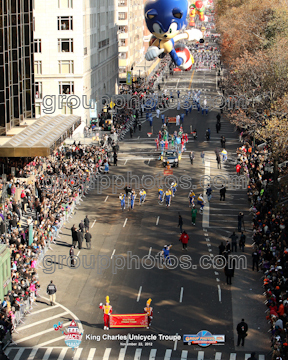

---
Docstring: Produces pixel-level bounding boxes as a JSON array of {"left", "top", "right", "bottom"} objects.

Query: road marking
[
  {"left": 137, "top": 286, "right": 142, "bottom": 302},
  {"left": 103, "top": 348, "right": 112, "bottom": 360},
  {"left": 198, "top": 351, "right": 204, "bottom": 360},
  {"left": 156, "top": 216, "right": 160, "bottom": 225},
  {"left": 149, "top": 349, "right": 157, "bottom": 360},
  {"left": 245, "top": 355, "right": 251, "bottom": 360},
  {"left": 123, "top": 218, "right": 128, "bottom": 227},
  {"left": 215, "top": 352, "right": 222, "bottom": 360},
  {"left": 14, "top": 349, "right": 25, "bottom": 360},
  {"left": 20, "top": 312, "right": 69, "bottom": 330},
  {"left": 148, "top": 247, "right": 152, "bottom": 256},
  {"left": 87, "top": 348, "right": 96, "bottom": 360},
  {"left": 259, "top": 356, "right": 265, "bottom": 360},
  {"left": 124, "top": 159, "right": 128, "bottom": 166},
  {"left": 43, "top": 348, "right": 53, "bottom": 360},
  {"left": 174, "top": 333, "right": 179, "bottom": 351},
  {"left": 91, "top": 219, "right": 96, "bottom": 228},
  {"left": 204, "top": 233, "right": 209, "bottom": 236},
  {"left": 111, "top": 249, "right": 116, "bottom": 259},
  {"left": 230, "top": 353, "right": 236, "bottom": 360},
  {"left": 73, "top": 348, "right": 83, "bottom": 360},
  {"left": 164, "top": 349, "right": 172, "bottom": 359},
  {"left": 134, "top": 349, "right": 142, "bottom": 360},
  {"left": 37, "top": 335, "right": 66, "bottom": 347},
  {"left": 181, "top": 350, "right": 188, "bottom": 360},
  {"left": 104, "top": 196, "right": 109, "bottom": 202},
  {"left": 218, "top": 284, "right": 221, "bottom": 302},
  {"left": 207, "top": 243, "right": 211, "bottom": 246},
  {"left": 29, "top": 305, "right": 60, "bottom": 315},
  {"left": 179, "top": 287, "right": 184, "bottom": 303},
  {"left": 188, "top": 70, "right": 195, "bottom": 90},
  {"left": 202, "top": 161, "right": 210, "bottom": 229},
  {"left": 215, "top": 271, "right": 219, "bottom": 275},
  {"left": 138, "top": 136, "right": 140, "bottom": 139},
  {"left": 119, "top": 348, "right": 126, "bottom": 360},
  {"left": 77, "top": 250, "right": 80, "bottom": 256},
  {"left": 208, "top": 248, "right": 212, "bottom": 252},
  {"left": 16, "top": 322, "right": 70, "bottom": 343},
  {"left": 148, "top": 158, "right": 151, "bottom": 164},
  {"left": 27, "top": 348, "right": 37, "bottom": 360}
]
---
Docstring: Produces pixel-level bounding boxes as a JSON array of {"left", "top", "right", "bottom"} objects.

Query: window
[
  {"left": 98, "top": 38, "right": 109, "bottom": 49},
  {"left": 59, "top": 81, "right": 74, "bottom": 95},
  {"left": 118, "top": 25, "right": 127, "bottom": 33},
  {"left": 34, "top": 39, "right": 41, "bottom": 53},
  {"left": 35, "top": 103, "right": 41, "bottom": 117},
  {"left": 61, "top": 103, "right": 73, "bottom": 114},
  {"left": 119, "top": 52, "right": 126, "bottom": 59},
  {"left": 58, "top": 60, "right": 74, "bottom": 74},
  {"left": 57, "top": 16, "right": 73, "bottom": 30},
  {"left": 35, "top": 82, "right": 42, "bottom": 99},
  {"left": 84, "top": 47, "right": 87, "bottom": 55},
  {"left": 58, "top": 39, "right": 73, "bottom": 52},
  {"left": 58, "top": 0, "right": 73, "bottom": 8},
  {"left": 118, "top": 12, "right": 126, "bottom": 20},
  {"left": 120, "top": 39, "right": 126, "bottom": 46},
  {"left": 118, "top": 0, "right": 126, "bottom": 5},
  {"left": 34, "top": 61, "right": 42, "bottom": 74}
]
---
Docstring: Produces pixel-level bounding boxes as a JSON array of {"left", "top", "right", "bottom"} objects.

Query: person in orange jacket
[
  {"left": 99, "top": 296, "right": 112, "bottom": 330},
  {"left": 278, "top": 300, "right": 285, "bottom": 317}
]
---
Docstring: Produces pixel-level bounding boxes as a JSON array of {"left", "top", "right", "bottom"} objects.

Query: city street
[{"left": 5, "top": 60, "right": 270, "bottom": 360}]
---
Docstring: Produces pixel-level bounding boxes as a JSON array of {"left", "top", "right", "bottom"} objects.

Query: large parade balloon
[
  {"left": 144, "top": 0, "right": 204, "bottom": 71},
  {"left": 189, "top": 0, "right": 206, "bottom": 26}
]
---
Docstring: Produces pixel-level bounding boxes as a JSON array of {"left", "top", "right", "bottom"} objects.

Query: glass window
[
  {"left": 34, "top": 39, "right": 41, "bottom": 53},
  {"left": 58, "top": 60, "right": 74, "bottom": 74},
  {"left": 58, "top": 0, "right": 73, "bottom": 8},
  {"left": 34, "top": 61, "right": 42, "bottom": 74},
  {"left": 35, "top": 103, "right": 41, "bottom": 116},
  {"left": 57, "top": 16, "right": 73, "bottom": 30},
  {"left": 58, "top": 39, "right": 73, "bottom": 52},
  {"left": 35, "top": 82, "right": 42, "bottom": 99},
  {"left": 59, "top": 81, "right": 74, "bottom": 95}
]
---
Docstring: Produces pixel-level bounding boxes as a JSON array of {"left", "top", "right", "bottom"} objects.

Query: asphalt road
[{"left": 6, "top": 39, "right": 270, "bottom": 360}]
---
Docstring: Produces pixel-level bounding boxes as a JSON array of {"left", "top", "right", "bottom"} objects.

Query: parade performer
[
  {"left": 131, "top": 190, "right": 136, "bottom": 210},
  {"left": 144, "top": 0, "right": 204, "bottom": 71},
  {"left": 188, "top": 190, "right": 196, "bottom": 207},
  {"left": 171, "top": 182, "right": 177, "bottom": 197},
  {"left": 143, "top": 189, "right": 147, "bottom": 202},
  {"left": 158, "top": 187, "right": 164, "bottom": 201},
  {"left": 99, "top": 296, "right": 112, "bottom": 330},
  {"left": 197, "top": 193, "right": 205, "bottom": 214},
  {"left": 144, "top": 299, "right": 153, "bottom": 329},
  {"left": 119, "top": 193, "right": 126, "bottom": 211},
  {"left": 165, "top": 188, "right": 171, "bottom": 207}
]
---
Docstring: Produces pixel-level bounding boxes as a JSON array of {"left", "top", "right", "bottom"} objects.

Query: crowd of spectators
[{"left": 0, "top": 141, "right": 113, "bottom": 349}]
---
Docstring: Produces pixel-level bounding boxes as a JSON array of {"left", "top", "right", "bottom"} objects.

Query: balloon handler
[
  {"left": 144, "top": 0, "right": 204, "bottom": 71},
  {"left": 99, "top": 296, "right": 112, "bottom": 330},
  {"left": 144, "top": 298, "right": 153, "bottom": 329}
]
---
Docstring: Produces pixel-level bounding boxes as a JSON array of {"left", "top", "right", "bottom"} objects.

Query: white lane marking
[
  {"left": 148, "top": 247, "right": 152, "bottom": 257},
  {"left": 245, "top": 355, "right": 251, "bottom": 360},
  {"left": 91, "top": 219, "right": 96, "bottom": 228},
  {"left": 164, "top": 349, "right": 172, "bottom": 359},
  {"left": 16, "top": 322, "right": 70, "bottom": 343},
  {"left": 77, "top": 251, "right": 80, "bottom": 256},
  {"left": 138, "top": 136, "right": 140, "bottom": 139},
  {"left": 103, "top": 348, "right": 112, "bottom": 360},
  {"left": 14, "top": 349, "right": 25, "bottom": 360},
  {"left": 87, "top": 348, "right": 96, "bottom": 360},
  {"left": 179, "top": 287, "right": 184, "bottom": 303},
  {"left": 124, "top": 159, "right": 128, "bottom": 166},
  {"left": 174, "top": 333, "right": 178, "bottom": 351},
  {"left": 156, "top": 216, "right": 160, "bottom": 225},
  {"left": 111, "top": 249, "right": 116, "bottom": 259},
  {"left": 57, "top": 348, "right": 68, "bottom": 360},
  {"left": 134, "top": 349, "right": 142, "bottom": 360},
  {"left": 208, "top": 249, "right": 212, "bottom": 252},
  {"left": 218, "top": 285, "right": 221, "bottom": 302},
  {"left": 123, "top": 218, "right": 128, "bottom": 227},
  {"left": 149, "top": 349, "right": 157, "bottom": 360},
  {"left": 27, "top": 348, "right": 38, "bottom": 360},
  {"left": 73, "top": 348, "right": 83, "bottom": 360},
  {"left": 43, "top": 348, "right": 53, "bottom": 360},
  {"left": 104, "top": 196, "right": 109, "bottom": 202},
  {"left": 37, "top": 335, "right": 66, "bottom": 347},
  {"left": 120, "top": 343, "right": 127, "bottom": 359},
  {"left": 137, "top": 286, "right": 142, "bottom": 302},
  {"left": 202, "top": 161, "right": 210, "bottom": 229},
  {"left": 148, "top": 158, "right": 151, "bottom": 164},
  {"left": 259, "top": 356, "right": 265, "bottom": 360},
  {"left": 29, "top": 305, "right": 60, "bottom": 315},
  {"left": 198, "top": 351, "right": 205, "bottom": 360},
  {"left": 215, "top": 272, "right": 219, "bottom": 275},
  {"left": 181, "top": 350, "right": 188, "bottom": 360},
  {"left": 230, "top": 353, "right": 236, "bottom": 360},
  {"left": 19, "top": 312, "right": 69, "bottom": 330},
  {"left": 215, "top": 352, "right": 222, "bottom": 360}
]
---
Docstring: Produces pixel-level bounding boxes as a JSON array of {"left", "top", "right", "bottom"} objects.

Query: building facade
[
  {"left": 0, "top": 0, "right": 35, "bottom": 136},
  {"left": 117, "top": 0, "right": 144, "bottom": 81},
  {"left": 33, "top": 0, "right": 118, "bottom": 123}
]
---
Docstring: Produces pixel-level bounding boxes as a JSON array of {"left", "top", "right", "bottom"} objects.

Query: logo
[
  {"left": 54, "top": 319, "right": 83, "bottom": 350},
  {"left": 183, "top": 330, "right": 225, "bottom": 347}
]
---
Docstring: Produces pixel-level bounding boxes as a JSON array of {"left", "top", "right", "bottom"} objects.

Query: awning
[{"left": 0, "top": 115, "right": 81, "bottom": 157}]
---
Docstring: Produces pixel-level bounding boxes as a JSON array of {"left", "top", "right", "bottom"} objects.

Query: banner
[
  {"left": 126, "top": 71, "right": 132, "bottom": 85},
  {"left": 168, "top": 117, "right": 176, "bottom": 123},
  {"left": 109, "top": 314, "right": 148, "bottom": 328},
  {"left": 164, "top": 169, "right": 173, "bottom": 176},
  {"left": 183, "top": 331, "right": 225, "bottom": 347}
]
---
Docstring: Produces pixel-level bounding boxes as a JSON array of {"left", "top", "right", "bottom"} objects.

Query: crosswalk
[{"left": 5, "top": 347, "right": 266, "bottom": 360}]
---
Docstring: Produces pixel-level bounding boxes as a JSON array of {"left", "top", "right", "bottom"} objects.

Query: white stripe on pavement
[
  {"left": 28, "top": 305, "right": 60, "bottom": 315},
  {"left": 87, "top": 348, "right": 96, "bottom": 360},
  {"left": 43, "top": 348, "right": 53, "bottom": 360},
  {"left": 19, "top": 312, "right": 69, "bottom": 330},
  {"left": 181, "top": 350, "right": 188, "bottom": 360},
  {"left": 149, "top": 349, "right": 157, "bottom": 360},
  {"left": 37, "top": 336, "right": 66, "bottom": 347},
  {"left": 156, "top": 216, "right": 160, "bottom": 225},
  {"left": 111, "top": 249, "right": 116, "bottom": 259},
  {"left": 259, "top": 356, "right": 265, "bottom": 360},
  {"left": 91, "top": 219, "right": 96, "bottom": 228},
  {"left": 104, "top": 196, "right": 109, "bottom": 202},
  {"left": 134, "top": 348, "right": 142, "bottom": 360},
  {"left": 198, "top": 351, "right": 204, "bottom": 360},
  {"left": 174, "top": 333, "right": 178, "bottom": 350},
  {"left": 230, "top": 353, "right": 237, "bottom": 360},
  {"left": 179, "top": 287, "right": 184, "bottom": 303},
  {"left": 164, "top": 349, "right": 172, "bottom": 360},
  {"left": 14, "top": 348, "right": 25, "bottom": 360},
  {"left": 124, "top": 159, "right": 128, "bottom": 165},
  {"left": 16, "top": 322, "right": 70, "bottom": 343},
  {"left": 73, "top": 348, "right": 83, "bottom": 360},
  {"left": 103, "top": 348, "right": 112, "bottom": 360},
  {"left": 27, "top": 348, "right": 38, "bottom": 360},
  {"left": 118, "top": 348, "right": 126, "bottom": 360},
  {"left": 148, "top": 247, "right": 152, "bottom": 256},
  {"left": 218, "top": 285, "right": 221, "bottom": 302},
  {"left": 57, "top": 348, "right": 68, "bottom": 360},
  {"left": 215, "top": 353, "right": 222, "bottom": 360},
  {"left": 137, "top": 286, "right": 142, "bottom": 302},
  {"left": 123, "top": 218, "right": 128, "bottom": 227}
]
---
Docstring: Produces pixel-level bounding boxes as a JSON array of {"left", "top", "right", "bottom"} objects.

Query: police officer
[
  {"left": 236, "top": 319, "right": 248, "bottom": 346},
  {"left": 46, "top": 280, "right": 57, "bottom": 306}
]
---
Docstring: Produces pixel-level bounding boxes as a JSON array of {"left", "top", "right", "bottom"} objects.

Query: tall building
[
  {"left": 117, "top": 0, "right": 144, "bottom": 82},
  {"left": 0, "top": 0, "right": 35, "bottom": 136},
  {"left": 33, "top": 0, "right": 118, "bottom": 123}
]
